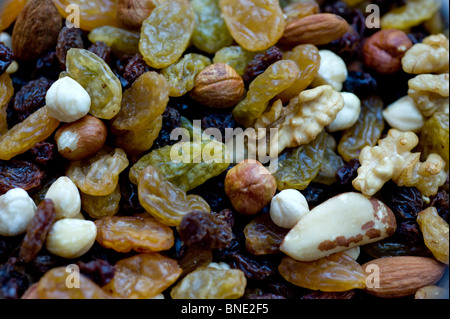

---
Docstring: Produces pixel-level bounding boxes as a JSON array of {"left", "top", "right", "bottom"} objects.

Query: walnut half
[
  {"left": 408, "top": 73, "right": 449, "bottom": 117},
  {"left": 253, "top": 85, "right": 344, "bottom": 156},
  {"left": 352, "top": 129, "right": 447, "bottom": 197}
]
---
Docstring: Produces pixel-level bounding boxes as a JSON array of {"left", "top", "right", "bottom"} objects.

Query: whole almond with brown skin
[
  {"left": 190, "top": 63, "right": 244, "bottom": 109},
  {"left": 280, "top": 13, "right": 349, "bottom": 46},
  {"left": 54, "top": 115, "right": 108, "bottom": 161},
  {"left": 362, "top": 256, "right": 446, "bottom": 298},
  {"left": 12, "top": 0, "right": 62, "bottom": 61}
]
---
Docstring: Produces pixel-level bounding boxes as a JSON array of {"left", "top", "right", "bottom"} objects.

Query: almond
[
  {"left": 279, "top": 13, "right": 349, "bottom": 46},
  {"left": 362, "top": 256, "right": 446, "bottom": 298},
  {"left": 12, "top": 0, "right": 62, "bottom": 61}
]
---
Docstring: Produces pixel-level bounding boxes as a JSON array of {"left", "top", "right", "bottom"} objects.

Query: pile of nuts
[{"left": 0, "top": 0, "right": 449, "bottom": 301}]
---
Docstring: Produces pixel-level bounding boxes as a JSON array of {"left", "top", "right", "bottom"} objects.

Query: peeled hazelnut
[
  {"left": 225, "top": 159, "right": 277, "bottom": 215},
  {"left": 190, "top": 63, "right": 244, "bottom": 109},
  {"left": 363, "top": 29, "right": 413, "bottom": 74},
  {"left": 117, "top": 0, "right": 159, "bottom": 30},
  {"left": 54, "top": 115, "right": 107, "bottom": 161}
]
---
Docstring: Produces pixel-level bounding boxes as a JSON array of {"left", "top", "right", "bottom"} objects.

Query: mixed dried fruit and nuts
[{"left": 0, "top": 0, "right": 449, "bottom": 300}]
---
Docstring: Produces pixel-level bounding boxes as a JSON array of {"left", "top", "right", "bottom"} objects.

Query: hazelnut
[
  {"left": 117, "top": 0, "right": 159, "bottom": 30},
  {"left": 190, "top": 63, "right": 244, "bottom": 108},
  {"left": 363, "top": 29, "right": 413, "bottom": 74},
  {"left": 225, "top": 159, "right": 277, "bottom": 215},
  {"left": 54, "top": 115, "right": 108, "bottom": 161}
]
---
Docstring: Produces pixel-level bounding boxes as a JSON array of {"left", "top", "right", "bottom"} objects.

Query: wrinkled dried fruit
[
  {"left": 130, "top": 138, "right": 230, "bottom": 192},
  {"left": 161, "top": 53, "right": 211, "bottom": 97},
  {"left": 76, "top": 259, "right": 115, "bottom": 287},
  {"left": 52, "top": 0, "right": 121, "bottom": 31},
  {"left": 0, "top": 43, "right": 13, "bottom": 76},
  {"left": 37, "top": 267, "right": 112, "bottom": 299},
  {"left": 0, "top": 106, "right": 60, "bottom": 161},
  {"left": 111, "top": 71, "right": 169, "bottom": 131},
  {"left": 81, "top": 185, "right": 121, "bottom": 219},
  {"left": 232, "top": 59, "right": 300, "bottom": 127},
  {"left": 171, "top": 266, "right": 247, "bottom": 299},
  {"left": 139, "top": 0, "right": 195, "bottom": 69},
  {"left": 88, "top": 26, "right": 140, "bottom": 56},
  {"left": 274, "top": 131, "right": 327, "bottom": 191},
  {"left": 381, "top": 0, "right": 441, "bottom": 30},
  {"left": 417, "top": 207, "right": 449, "bottom": 264},
  {"left": 0, "top": 73, "right": 13, "bottom": 135},
  {"left": 191, "top": 0, "right": 234, "bottom": 54},
  {"left": 220, "top": 0, "right": 285, "bottom": 52},
  {"left": 18, "top": 199, "right": 56, "bottom": 263},
  {"left": 242, "top": 46, "right": 283, "bottom": 84},
  {"left": 14, "top": 78, "right": 53, "bottom": 122},
  {"left": 277, "top": 44, "right": 321, "bottom": 103},
  {"left": 213, "top": 46, "right": 258, "bottom": 76},
  {"left": 138, "top": 165, "right": 211, "bottom": 227},
  {"left": 88, "top": 41, "right": 112, "bottom": 63},
  {"left": 104, "top": 253, "right": 182, "bottom": 299},
  {"left": 66, "top": 48, "right": 122, "bottom": 120},
  {"left": 337, "top": 95, "right": 385, "bottom": 162},
  {"left": 178, "top": 211, "right": 232, "bottom": 249},
  {"left": 418, "top": 112, "right": 449, "bottom": 170},
  {"left": 95, "top": 216, "right": 174, "bottom": 253},
  {"left": 66, "top": 147, "right": 129, "bottom": 196},
  {"left": 278, "top": 252, "right": 366, "bottom": 291},
  {"left": 244, "top": 213, "right": 289, "bottom": 255},
  {"left": 55, "top": 27, "right": 84, "bottom": 69},
  {"left": 0, "top": 0, "right": 26, "bottom": 32}
]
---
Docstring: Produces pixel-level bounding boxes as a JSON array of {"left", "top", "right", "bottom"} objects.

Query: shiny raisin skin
[
  {"left": 151, "top": 105, "right": 182, "bottom": 150},
  {"left": 0, "top": 43, "right": 14, "bottom": 76},
  {"left": 336, "top": 158, "right": 361, "bottom": 187},
  {"left": 0, "top": 160, "right": 45, "bottom": 194},
  {"left": 430, "top": 189, "right": 449, "bottom": 222},
  {"left": 56, "top": 26, "right": 84, "bottom": 69},
  {"left": 201, "top": 112, "right": 235, "bottom": 143},
  {"left": 18, "top": 199, "right": 56, "bottom": 263},
  {"left": 382, "top": 182, "right": 426, "bottom": 219},
  {"left": 28, "top": 141, "right": 57, "bottom": 166},
  {"left": 0, "top": 262, "right": 29, "bottom": 299},
  {"left": 76, "top": 259, "right": 115, "bottom": 287},
  {"left": 242, "top": 46, "right": 283, "bottom": 85},
  {"left": 88, "top": 41, "right": 112, "bottom": 64},
  {"left": 178, "top": 211, "right": 232, "bottom": 249},
  {"left": 343, "top": 71, "right": 378, "bottom": 98},
  {"left": 120, "top": 54, "right": 151, "bottom": 86},
  {"left": 13, "top": 77, "right": 53, "bottom": 122}
]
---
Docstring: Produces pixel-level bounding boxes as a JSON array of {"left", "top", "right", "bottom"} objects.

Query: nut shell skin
[
  {"left": 363, "top": 29, "right": 413, "bottom": 74},
  {"left": 225, "top": 159, "right": 277, "bottom": 215},
  {"left": 54, "top": 115, "right": 108, "bottom": 161},
  {"left": 117, "top": 0, "right": 158, "bottom": 30},
  {"left": 12, "top": 0, "right": 62, "bottom": 61},
  {"left": 190, "top": 63, "right": 244, "bottom": 108}
]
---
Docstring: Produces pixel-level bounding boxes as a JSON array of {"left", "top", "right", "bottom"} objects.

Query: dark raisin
[
  {"left": 0, "top": 235, "right": 23, "bottom": 264},
  {"left": 119, "top": 170, "right": 144, "bottom": 214},
  {"left": 13, "top": 77, "right": 53, "bottom": 122},
  {"left": 429, "top": 189, "right": 449, "bottom": 222},
  {"left": 178, "top": 245, "right": 213, "bottom": 278},
  {"left": 0, "top": 42, "right": 14, "bottom": 76},
  {"left": 0, "top": 262, "right": 30, "bottom": 299},
  {"left": 322, "top": 26, "right": 361, "bottom": 62},
  {"left": 88, "top": 41, "right": 112, "bottom": 64},
  {"left": 76, "top": 259, "right": 115, "bottom": 287},
  {"left": 242, "top": 46, "right": 283, "bottom": 85},
  {"left": 201, "top": 111, "right": 235, "bottom": 143},
  {"left": 382, "top": 182, "right": 425, "bottom": 219},
  {"left": 31, "top": 51, "right": 61, "bottom": 81},
  {"left": 56, "top": 27, "right": 84, "bottom": 69},
  {"left": 212, "top": 208, "right": 235, "bottom": 229},
  {"left": 178, "top": 211, "right": 232, "bottom": 249},
  {"left": 396, "top": 220, "right": 422, "bottom": 245},
  {"left": 28, "top": 141, "right": 57, "bottom": 166},
  {"left": 342, "top": 71, "right": 378, "bottom": 97},
  {"left": 18, "top": 199, "right": 56, "bottom": 263},
  {"left": 25, "top": 252, "right": 64, "bottom": 278},
  {"left": 321, "top": 1, "right": 353, "bottom": 19},
  {"left": 0, "top": 160, "right": 45, "bottom": 195},
  {"left": 299, "top": 184, "right": 335, "bottom": 209},
  {"left": 151, "top": 105, "right": 182, "bottom": 150},
  {"left": 336, "top": 158, "right": 361, "bottom": 187},
  {"left": 301, "top": 290, "right": 356, "bottom": 299},
  {"left": 121, "top": 53, "right": 150, "bottom": 85}
]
